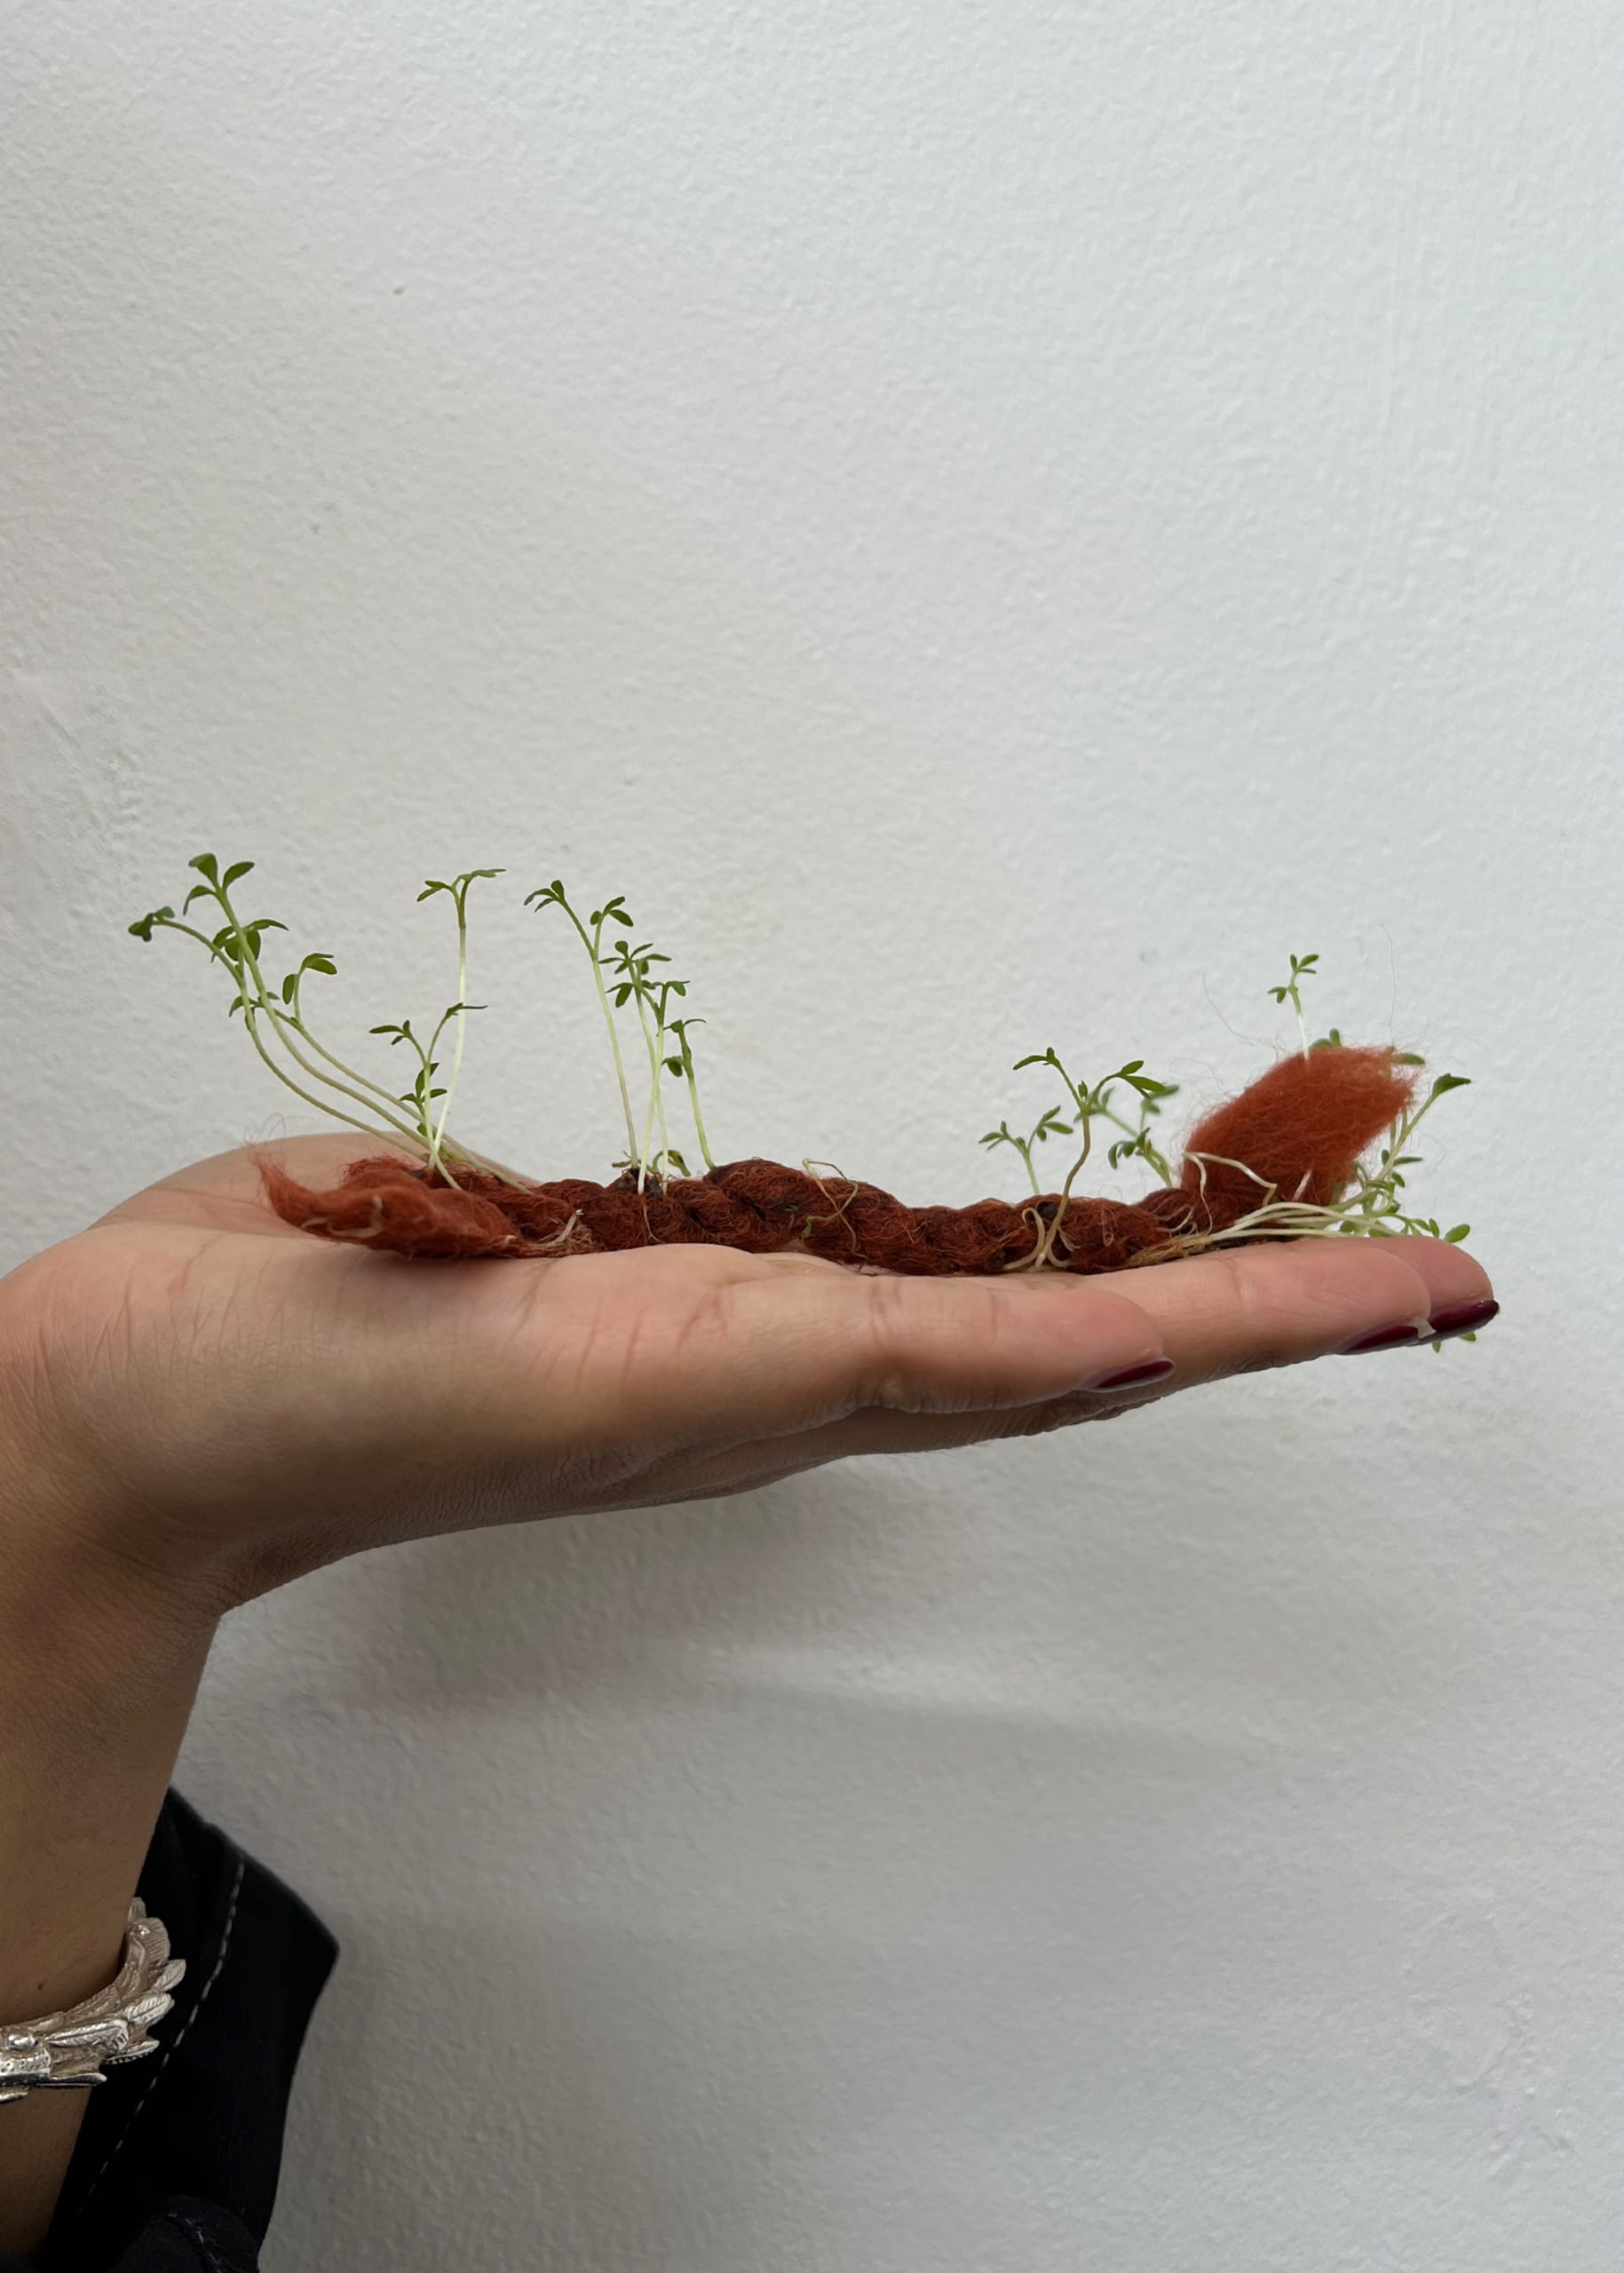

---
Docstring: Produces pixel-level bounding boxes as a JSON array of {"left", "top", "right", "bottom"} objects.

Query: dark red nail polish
[
  {"left": 1083, "top": 1356, "right": 1177, "bottom": 1392},
  {"left": 1335, "top": 1319, "right": 1433, "bottom": 1357},
  {"left": 1426, "top": 1297, "right": 1500, "bottom": 1342}
]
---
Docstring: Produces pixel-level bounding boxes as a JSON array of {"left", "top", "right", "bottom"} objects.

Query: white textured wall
[{"left": 5, "top": 4, "right": 1624, "bottom": 2265}]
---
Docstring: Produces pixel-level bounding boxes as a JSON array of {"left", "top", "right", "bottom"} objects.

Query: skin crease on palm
[{"left": 0, "top": 1132, "right": 1495, "bottom": 1613}]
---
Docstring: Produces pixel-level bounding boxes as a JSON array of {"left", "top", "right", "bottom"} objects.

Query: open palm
[{"left": 0, "top": 1135, "right": 1494, "bottom": 1607}]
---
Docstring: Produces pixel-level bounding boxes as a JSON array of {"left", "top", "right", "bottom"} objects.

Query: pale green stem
[
  {"left": 1018, "top": 1112, "right": 1094, "bottom": 1271},
  {"left": 631, "top": 985, "right": 671, "bottom": 1193},
  {"left": 211, "top": 891, "right": 441, "bottom": 1156},
  {"left": 174, "top": 903, "right": 527, "bottom": 1184},
  {"left": 682, "top": 1052, "right": 717, "bottom": 1171},
  {"left": 669, "top": 1027, "right": 717, "bottom": 1171},
  {"left": 240, "top": 1003, "right": 429, "bottom": 1158},
  {"left": 652, "top": 994, "right": 674, "bottom": 1167},
  {"left": 558, "top": 904, "right": 639, "bottom": 1167},
  {"left": 280, "top": 988, "right": 521, "bottom": 1184},
  {"left": 160, "top": 905, "right": 530, "bottom": 1187},
  {"left": 426, "top": 890, "right": 472, "bottom": 1184},
  {"left": 273, "top": 1010, "right": 433, "bottom": 1132},
  {"left": 161, "top": 915, "right": 432, "bottom": 1158},
  {"left": 286, "top": 997, "right": 518, "bottom": 1182}
]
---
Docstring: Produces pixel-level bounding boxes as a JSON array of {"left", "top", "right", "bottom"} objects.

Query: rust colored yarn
[
  {"left": 1175, "top": 1044, "right": 1416, "bottom": 1222},
  {"left": 256, "top": 1044, "right": 1419, "bottom": 1277}
]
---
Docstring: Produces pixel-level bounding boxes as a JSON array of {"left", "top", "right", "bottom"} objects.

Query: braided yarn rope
[{"left": 257, "top": 1048, "right": 1418, "bottom": 1275}]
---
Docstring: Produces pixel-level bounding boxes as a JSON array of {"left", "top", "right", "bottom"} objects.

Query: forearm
[{"left": 0, "top": 1467, "right": 218, "bottom": 2261}]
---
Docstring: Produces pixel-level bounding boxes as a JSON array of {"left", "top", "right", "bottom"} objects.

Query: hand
[
  {"left": 0, "top": 1135, "right": 1496, "bottom": 1610},
  {"left": 0, "top": 1134, "right": 1494, "bottom": 2249}
]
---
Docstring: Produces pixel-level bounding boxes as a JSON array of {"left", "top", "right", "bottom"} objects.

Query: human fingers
[
  {"left": 538, "top": 1247, "right": 1174, "bottom": 1457},
  {"left": 1085, "top": 1232, "right": 1495, "bottom": 1391},
  {"left": 569, "top": 1235, "right": 1498, "bottom": 1501}
]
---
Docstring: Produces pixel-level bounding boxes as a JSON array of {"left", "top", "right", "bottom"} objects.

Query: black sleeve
[{"left": 1, "top": 1790, "right": 337, "bottom": 2273}]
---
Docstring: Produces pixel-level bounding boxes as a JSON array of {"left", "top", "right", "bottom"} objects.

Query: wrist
[
  {"left": 0, "top": 1459, "right": 218, "bottom": 2010},
  {"left": 0, "top": 1485, "right": 215, "bottom": 2261}
]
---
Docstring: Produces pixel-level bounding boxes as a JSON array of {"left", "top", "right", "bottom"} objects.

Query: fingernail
[
  {"left": 1335, "top": 1317, "right": 1434, "bottom": 1356},
  {"left": 1426, "top": 1297, "right": 1500, "bottom": 1342},
  {"left": 1082, "top": 1356, "right": 1177, "bottom": 1393}
]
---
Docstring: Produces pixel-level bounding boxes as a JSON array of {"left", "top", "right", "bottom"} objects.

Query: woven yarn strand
[{"left": 255, "top": 1047, "right": 1418, "bottom": 1276}]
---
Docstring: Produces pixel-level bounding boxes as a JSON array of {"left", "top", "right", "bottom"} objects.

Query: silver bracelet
[{"left": 0, "top": 1902, "right": 185, "bottom": 2103}]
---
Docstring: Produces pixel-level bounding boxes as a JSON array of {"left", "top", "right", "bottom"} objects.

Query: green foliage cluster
[
  {"left": 1198, "top": 954, "right": 1477, "bottom": 1344},
  {"left": 980, "top": 1049, "right": 1180, "bottom": 1270},
  {"left": 130, "top": 855, "right": 515, "bottom": 1185},
  {"left": 131, "top": 874, "right": 1473, "bottom": 1319},
  {"left": 521, "top": 883, "right": 714, "bottom": 1189},
  {"left": 131, "top": 857, "right": 717, "bottom": 1192},
  {"left": 976, "top": 950, "right": 1475, "bottom": 1310}
]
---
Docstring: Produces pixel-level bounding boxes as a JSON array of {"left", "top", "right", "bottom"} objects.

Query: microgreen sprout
[
  {"left": 664, "top": 1019, "right": 717, "bottom": 1173},
  {"left": 130, "top": 854, "right": 521, "bottom": 1186},
  {"left": 416, "top": 871, "right": 502, "bottom": 1175},
  {"left": 525, "top": 881, "right": 719, "bottom": 1187},
  {"left": 976, "top": 954, "right": 1473, "bottom": 1289},
  {"left": 524, "top": 884, "right": 642, "bottom": 1167},
  {"left": 978, "top": 1105, "right": 1073, "bottom": 1195},
  {"left": 1268, "top": 951, "right": 1319, "bottom": 1059},
  {"left": 608, "top": 935, "right": 690, "bottom": 1192},
  {"left": 994, "top": 1047, "right": 1181, "bottom": 1269}
]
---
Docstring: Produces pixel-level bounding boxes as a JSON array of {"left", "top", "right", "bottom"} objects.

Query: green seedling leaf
[
  {"left": 188, "top": 852, "right": 221, "bottom": 883},
  {"left": 1444, "top": 1224, "right": 1471, "bottom": 1243},
  {"left": 1430, "top": 1073, "right": 1471, "bottom": 1097},
  {"left": 128, "top": 907, "right": 174, "bottom": 940}
]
